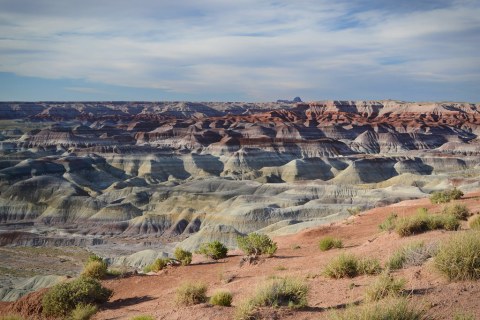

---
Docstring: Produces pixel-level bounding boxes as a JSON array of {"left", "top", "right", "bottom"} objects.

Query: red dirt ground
[{"left": 2, "top": 192, "right": 480, "bottom": 320}]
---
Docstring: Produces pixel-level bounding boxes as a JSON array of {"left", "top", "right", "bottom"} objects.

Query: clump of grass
[
  {"left": 174, "top": 247, "right": 192, "bottom": 266},
  {"left": 469, "top": 215, "right": 480, "bottom": 230},
  {"left": 323, "top": 253, "right": 381, "bottom": 279},
  {"left": 318, "top": 236, "right": 343, "bottom": 251},
  {"left": 434, "top": 231, "right": 480, "bottom": 280},
  {"left": 234, "top": 277, "right": 308, "bottom": 320},
  {"left": 275, "top": 265, "right": 287, "bottom": 271},
  {"left": 387, "top": 241, "right": 438, "bottom": 270},
  {"left": 364, "top": 274, "right": 406, "bottom": 302},
  {"left": 394, "top": 211, "right": 460, "bottom": 237},
  {"left": 129, "top": 316, "right": 155, "bottom": 320},
  {"left": 175, "top": 281, "right": 208, "bottom": 305},
  {"left": 347, "top": 207, "right": 361, "bottom": 216},
  {"left": 143, "top": 257, "right": 171, "bottom": 273},
  {"left": 291, "top": 244, "right": 301, "bottom": 250},
  {"left": 378, "top": 213, "right": 398, "bottom": 231},
  {"left": 70, "top": 303, "right": 98, "bottom": 320},
  {"left": 442, "top": 204, "right": 471, "bottom": 220},
  {"left": 328, "top": 298, "right": 426, "bottom": 320},
  {"left": 210, "top": 290, "right": 233, "bottom": 307}
]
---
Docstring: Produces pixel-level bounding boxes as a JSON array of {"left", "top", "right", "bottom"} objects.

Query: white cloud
[{"left": 0, "top": 0, "right": 479, "bottom": 101}]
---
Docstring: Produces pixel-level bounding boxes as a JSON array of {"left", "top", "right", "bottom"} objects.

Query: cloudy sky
[{"left": 0, "top": 0, "right": 479, "bottom": 102}]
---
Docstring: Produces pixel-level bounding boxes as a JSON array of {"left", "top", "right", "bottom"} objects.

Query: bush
[
  {"left": 453, "top": 312, "right": 476, "bottom": 320},
  {"left": 328, "top": 298, "right": 426, "bottom": 320},
  {"left": 365, "top": 274, "right": 406, "bottom": 302},
  {"left": 237, "top": 233, "right": 277, "bottom": 257},
  {"left": 81, "top": 260, "right": 107, "bottom": 279},
  {"left": 318, "top": 236, "right": 343, "bottom": 251},
  {"left": 442, "top": 204, "right": 470, "bottom": 220},
  {"left": 174, "top": 247, "right": 192, "bottom": 266},
  {"left": 430, "top": 188, "right": 463, "bottom": 204},
  {"left": 197, "top": 241, "right": 228, "bottom": 260},
  {"left": 470, "top": 215, "right": 480, "bottom": 230},
  {"left": 235, "top": 300, "right": 257, "bottom": 320},
  {"left": 395, "top": 212, "right": 460, "bottom": 237},
  {"left": 324, "top": 254, "right": 381, "bottom": 279},
  {"left": 378, "top": 213, "right": 398, "bottom": 231},
  {"left": 175, "top": 281, "right": 208, "bottom": 305},
  {"left": 70, "top": 303, "right": 98, "bottom": 320},
  {"left": 42, "top": 277, "right": 112, "bottom": 317},
  {"left": 434, "top": 231, "right": 480, "bottom": 280},
  {"left": 387, "top": 242, "right": 437, "bottom": 270},
  {"left": 143, "top": 258, "right": 171, "bottom": 273},
  {"left": 129, "top": 316, "right": 155, "bottom": 320},
  {"left": 210, "top": 290, "right": 233, "bottom": 307}
]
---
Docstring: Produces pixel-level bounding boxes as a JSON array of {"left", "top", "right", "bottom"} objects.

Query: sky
[{"left": 0, "top": 0, "right": 479, "bottom": 102}]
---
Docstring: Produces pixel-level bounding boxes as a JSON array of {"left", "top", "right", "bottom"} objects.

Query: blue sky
[{"left": 0, "top": 0, "right": 479, "bottom": 102}]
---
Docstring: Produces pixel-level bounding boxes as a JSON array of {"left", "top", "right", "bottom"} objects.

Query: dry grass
[{"left": 175, "top": 281, "right": 208, "bottom": 305}]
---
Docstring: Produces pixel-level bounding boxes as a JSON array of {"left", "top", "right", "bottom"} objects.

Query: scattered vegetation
[
  {"left": 175, "top": 281, "right": 208, "bottom": 305},
  {"left": 387, "top": 241, "right": 438, "bottom": 270},
  {"left": 42, "top": 277, "right": 112, "bottom": 318},
  {"left": 70, "top": 303, "right": 98, "bottom": 320},
  {"left": 291, "top": 244, "right": 301, "bottom": 250},
  {"left": 323, "top": 253, "right": 381, "bottom": 279},
  {"left": 143, "top": 257, "right": 171, "bottom": 273},
  {"left": 328, "top": 298, "right": 426, "bottom": 320},
  {"left": 430, "top": 188, "right": 463, "bottom": 204},
  {"left": 442, "top": 203, "right": 471, "bottom": 220},
  {"left": 364, "top": 273, "right": 406, "bottom": 302},
  {"left": 434, "top": 231, "right": 480, "bottom": 280},
  {"left": 236, "top": 233, "right": 277, "bottom": 257},
  {"left": 275, "top": 265, "right": 287, "bottom": 271},
  {"left": 209, "top": 290, "right": 233, "bottom": 307},
  {"left": 347, "top": 207, "right": 361, "bottom": 216},
  {"left": 378, "top": 212, "right": 398, "bottom": 231},
  {"left": 318, "top": 236, "right": 343, "bottom": 251},
  {"left": 174, "top": 247, "right": 193, "bottom": 266},
  {"left": 394, "top": 210, "right": 460, "bottom": 237},
  {"left": 470, "top": 215, "right": 480, "bottom": 230},
  {"left": 197, "top": 241, "right": 228, "bottom": 260},
  {"left": 234, "top": 277, "right": 308, "bottom": 320}
]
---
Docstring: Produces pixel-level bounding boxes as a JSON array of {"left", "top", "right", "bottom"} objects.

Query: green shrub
[
  {"left": 470, "top": 215, "right": 480, "bottom": 230},
  {"left": 328, "top": 298, "right": 426, "bottom": 320},
  {"left": 42, "top": 277, "right": 112, "bottom": 317},
  {"left": 378, "top": 213, "right": 398, "bottom": 231},
  {"left": 70, "top": 303, "right": 98, "bottom": 320},
  {"left": 174, "top": 247, "right": 192, "bottom": 266},
  {"left": 197, "top": 241, "right": 228, "bottom": 260},
  {"left": 143, "top": 258, "right": 171, "bottom": 273},
  {"left": 129, "top": 316, "right": 155, "bottom": 320},
  {"left": 237, "top": 233, "right": 277, "bottom": 257},
  {"left": 81, "top": 260, "right": 107, "bottom": 279},
  {"left": 430, "top": 188, "right": 463, "bottom": 204},
  {"left": 395, "top": 212, "right": 460, "bottom": 237},
  {"left": 365, "top": 274, "right": 406, "bottom": 302},
  {"left": 175, "top": 281, "right": 208, "bottom": 305},
  {"left": 387, "top": 241, "right": 437, "bottom": 270},
  {"left": 318, "top": 236, "right": 343, "bottom": 251},
  {"left": 210, "top": 290, "right": 233, "bottom": 307},
  {"left": 442, "top": 204, "right": 470, "bottom": 220},
  {"left": 324, "top": 254, "right": 381, "bottom": 279},
  {"left": 434, "top": 231, "right": 480, "bottom": 280}
]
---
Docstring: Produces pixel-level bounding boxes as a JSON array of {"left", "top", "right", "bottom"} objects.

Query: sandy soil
[{"left": 2, "top": 192, "right": 480, "bottom": 320}]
